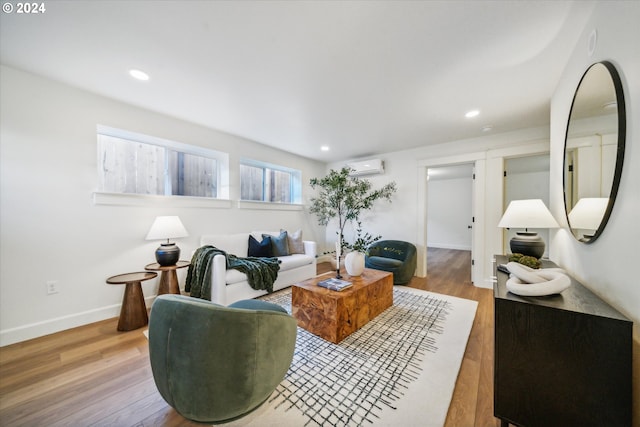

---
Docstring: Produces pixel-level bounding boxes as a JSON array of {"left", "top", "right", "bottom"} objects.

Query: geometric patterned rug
[{"left": 223, "top": 286, "right": 477, "bottom": 427}]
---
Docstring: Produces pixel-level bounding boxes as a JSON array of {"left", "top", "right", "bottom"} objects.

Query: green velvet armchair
[
  {"left": 365, "top": 240, "right": 417, "bottom": 284},
  {"left": 148, "top": 294, "right": 297, "bottom": 424}
]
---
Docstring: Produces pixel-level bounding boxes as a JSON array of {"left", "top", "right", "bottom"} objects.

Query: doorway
[
  {"left": 426, "top": 164, "right": 474, "bottom": 283},
  {"left": 417, "top": 153, "right": 486, "bottom": 286}
]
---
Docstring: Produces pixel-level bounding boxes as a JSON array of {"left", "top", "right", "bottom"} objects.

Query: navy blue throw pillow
[{"left": 248, "top": 235, "right": 273, "bottom": 257}]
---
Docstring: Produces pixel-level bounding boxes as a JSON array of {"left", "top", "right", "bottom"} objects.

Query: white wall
[
  {"left": 427, "top": 177, "right": 472, "bottom": 250},
  {"left": 329, "top": 128, "right": 551, "bottom": 287},
  {"left": 0, "top": 66, "right": 326, "bottom": 346},
  {"left": 549, "top": 3, "right": 639, "bottom": 423},
  {"left": 549, "top": 2, "right": 639, "bottom": 325}
]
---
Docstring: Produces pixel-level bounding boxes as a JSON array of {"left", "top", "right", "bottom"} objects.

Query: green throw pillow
[{"left": 266, "top": 231, "right": 289, "bottom": 257}]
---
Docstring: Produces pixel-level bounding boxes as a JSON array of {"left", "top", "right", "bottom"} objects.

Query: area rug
[{"left": 223, "top": 286, "right": 477, "bottom": 427}]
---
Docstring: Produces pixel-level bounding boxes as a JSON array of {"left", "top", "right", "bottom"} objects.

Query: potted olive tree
[{"left": 309, "top": 167, "right": 396, "bottom": 276}]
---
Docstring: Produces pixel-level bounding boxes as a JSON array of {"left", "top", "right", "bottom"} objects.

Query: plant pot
[{"left": 345, "top": 251, "right": 365, "bottom": 276}]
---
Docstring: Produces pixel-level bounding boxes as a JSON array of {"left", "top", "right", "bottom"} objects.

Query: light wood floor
[{"left": 0, "top": 248, "right": 497, "bottom": 426}]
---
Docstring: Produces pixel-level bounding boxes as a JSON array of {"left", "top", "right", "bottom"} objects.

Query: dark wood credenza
[{"left": 493, "top": 255, "right": 632, "bottom": 427}]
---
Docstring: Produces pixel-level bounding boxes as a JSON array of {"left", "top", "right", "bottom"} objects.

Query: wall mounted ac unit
[{"left": 347, "top": 159, "right": 384, "bottom": 176}]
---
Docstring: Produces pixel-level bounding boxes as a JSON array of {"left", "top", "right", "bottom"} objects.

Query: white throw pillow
[{"left": 283, "top": 229, "right": 305, "bottom": 254}]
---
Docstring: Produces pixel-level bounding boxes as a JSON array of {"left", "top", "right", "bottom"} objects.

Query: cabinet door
[{"left": 494, "top": 299, "right": 631, "bottom": 427}]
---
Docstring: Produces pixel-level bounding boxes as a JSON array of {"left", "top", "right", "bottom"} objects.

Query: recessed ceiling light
[
  {"left": 320, "top": 146, "right": 330, "bottom": 152},
  {"left": 129, "top": 69, "right": 150, "bottom": 81},
  {"left": 465, "top": 110, "right": 480, "bottom": 118}
]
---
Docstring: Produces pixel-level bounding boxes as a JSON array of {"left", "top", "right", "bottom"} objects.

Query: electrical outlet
[{"left": 46, "top": 280, "right": 59, "bottom": 295}]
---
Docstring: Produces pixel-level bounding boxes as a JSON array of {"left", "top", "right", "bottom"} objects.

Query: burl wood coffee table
[{"left": 292, "top": 268, "right": 393, "bottom": 343}]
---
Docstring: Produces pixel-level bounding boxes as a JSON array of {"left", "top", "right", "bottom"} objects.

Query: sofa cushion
[
  {"left": 225, "top": 254, "right": 313, "bottom": 285},
  {"left": 248, "top": 235, "right": 273, "bottom": 257},
  {"left": 266, "top": 231, "right": 289, "bottom": 257},
  {"left": 225, "top": 268, "right": 250, "bottom": 285},
  {"left": 284, "top": 229, "right": 305, "bottom": 254},
  {"left": 278, "top": 254, "right": 314, "bottom": 270}
]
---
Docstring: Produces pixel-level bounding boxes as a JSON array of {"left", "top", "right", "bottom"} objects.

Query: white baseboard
[
  {"left": 0, "top": 295, "right": 157, "bottom": 347},
  {"left": 475, "top": 277, "right": 496, "bottom": 289}
]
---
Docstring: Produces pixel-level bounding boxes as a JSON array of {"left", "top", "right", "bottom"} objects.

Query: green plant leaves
[{"left": 309, "top": 167, "right": 396, "bottom": 246}]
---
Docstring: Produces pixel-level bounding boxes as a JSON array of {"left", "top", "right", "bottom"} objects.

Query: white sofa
[{"left": 200, "top": 231, "right": 317, "bottom": 305}]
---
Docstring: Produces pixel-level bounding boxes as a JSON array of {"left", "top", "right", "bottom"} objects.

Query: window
[
  {"left": 97, "top": 126, "right": 226, "bottom": 199},
  {"left": 240, "top": 159, "right": 302, "bottom": 204}
]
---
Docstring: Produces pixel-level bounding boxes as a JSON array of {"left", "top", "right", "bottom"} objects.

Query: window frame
[
  {"left": 94, "top": 125, "right": 230, "bottom": 207},
  {"left": 239, "top": 158, "right": 302, "bottom": 205}
]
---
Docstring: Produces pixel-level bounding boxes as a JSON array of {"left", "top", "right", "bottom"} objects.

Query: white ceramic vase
[{"left": 345, "top": 251, "right": 365, "bottom": 276}]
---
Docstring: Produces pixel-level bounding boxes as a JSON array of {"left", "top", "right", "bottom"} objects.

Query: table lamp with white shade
[
  {"left": 498, "top": 199, "right": 559, "bottom": 259},
  {"left": 568, "top": 197, "right": 609, "bottom": 240},
  {"left": 145, "top": 216, "right": 189, "bottom": 266}
]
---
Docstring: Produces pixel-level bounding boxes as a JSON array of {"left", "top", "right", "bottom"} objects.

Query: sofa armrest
[
  {"left": 210, "top": 254, "right": 227, "bottom": 305},
  {"left": 303, "top": 240, "right": 317, "bottom": 259}
]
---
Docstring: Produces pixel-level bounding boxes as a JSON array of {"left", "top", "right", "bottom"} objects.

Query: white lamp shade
[
  {"left": 145, "top": 216, "right": 189, "bottom": 240},
  {"left": 568, "top": 198, "right": 608, "bottom": 230},
  {"left": 498, "top": 199, "right": 559, "bottom": 229}
]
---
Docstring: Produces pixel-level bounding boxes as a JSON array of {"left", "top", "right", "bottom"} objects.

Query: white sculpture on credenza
[{"left": 505, "top": 262, "right": 571, "bottom": 297}]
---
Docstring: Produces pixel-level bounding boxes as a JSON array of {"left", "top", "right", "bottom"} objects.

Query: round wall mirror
[{"left": 563, "top": 61, "right": 626, "bottom": 243}]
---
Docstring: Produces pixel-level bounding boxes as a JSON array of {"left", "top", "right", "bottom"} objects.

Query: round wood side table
[
  {"left": 106, "top": 271, "right": 157, "bottom": 331},
  {"left": 145, "top": 260, "right": 190, "bottom": 295}
]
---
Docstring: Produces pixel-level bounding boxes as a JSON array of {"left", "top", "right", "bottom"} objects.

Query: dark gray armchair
[
  {"left": 365, "top": 240, "right": 417, "bottom": 284},
  {"left": 148, "top": 294, "right": 296, "bottom": 424}
]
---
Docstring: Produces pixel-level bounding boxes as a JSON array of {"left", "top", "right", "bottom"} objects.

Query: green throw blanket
[{"left": 186, "top": 245, "right": 281, "bottom": 300}]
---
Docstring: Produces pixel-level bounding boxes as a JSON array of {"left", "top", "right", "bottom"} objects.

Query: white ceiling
[{"left": 0, "top": 1, "right": 596, "bottom": 162}]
